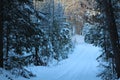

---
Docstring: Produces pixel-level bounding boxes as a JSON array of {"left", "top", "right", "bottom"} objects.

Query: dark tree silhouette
[
  {"left": 0, "top": 0, "right": 3, "bottom": 68},
  {"left": 103, "top": 0, "right": 120, "bottom": 78}
]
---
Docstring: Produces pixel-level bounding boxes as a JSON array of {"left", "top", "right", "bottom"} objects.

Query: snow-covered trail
[
  {"left": 0, "top": 35, "right": 101, "bottom": 80},
  {"left": 27, "top": 35, "right": 101, "bottom": 80}
]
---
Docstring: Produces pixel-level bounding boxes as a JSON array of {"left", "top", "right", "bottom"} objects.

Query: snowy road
[
  {"left": 27, "top": 35, "right": 101, "bottom": 80},
  {"left": 1, "top": 35, "right": 101, "bottom": 80}
]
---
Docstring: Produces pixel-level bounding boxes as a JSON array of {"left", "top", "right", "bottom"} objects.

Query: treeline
[
  {"left": 84, "top": 0, "right": 120, "bottom": 79},
  {"left": 0, "top": 0, "right": 72, "bottom": 78}
]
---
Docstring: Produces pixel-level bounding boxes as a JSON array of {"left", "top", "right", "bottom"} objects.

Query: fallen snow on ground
[
  {"left": 72, "top": 35, "right": 85, "bottom": 45},
  {"left": 0, "top": 35, "right": 102, "bottom": 80}
]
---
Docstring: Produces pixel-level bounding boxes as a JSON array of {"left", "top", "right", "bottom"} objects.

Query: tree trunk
[
  {"left": 35, "top": 47, "right": 39, "bottom": 66},
  {"left": 0, "top": 0, "right": 3, "bottom": 68},
  {"left": 103, "top": 0, "right": 120, "bottom": 78}
]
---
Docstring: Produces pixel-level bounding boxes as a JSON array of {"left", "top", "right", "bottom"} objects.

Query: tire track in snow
[
  {"left": 26, "top": 35, "right": 102, "bottom": 80},
  {"left": 55, "top": 38, "right": 101, "bottom": 80}
]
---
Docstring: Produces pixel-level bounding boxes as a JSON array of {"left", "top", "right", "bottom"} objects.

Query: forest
[{"left": 0, "top": 0, "right": 120, "bottom": 80}]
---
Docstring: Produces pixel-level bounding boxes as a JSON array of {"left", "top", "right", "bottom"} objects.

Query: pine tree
[
  {"left": 84, "top": 0, "right": 120, "bottom": 79},
  {"left": 2, "top": 0, "right": 37, "bottom": 68},
  {"left": 102, "top": 0, "right": 120, "bottom": 78}
]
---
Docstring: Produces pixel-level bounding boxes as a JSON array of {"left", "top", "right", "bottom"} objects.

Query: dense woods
[
  {"left": 0, "top": 0, "right": 120, "bottom": 80},
  {"left": 84, "top": 0, "right": 120, "bottom": 79},
  {"left": 1, "top": 0, "right": 73, "bottom": 78}
]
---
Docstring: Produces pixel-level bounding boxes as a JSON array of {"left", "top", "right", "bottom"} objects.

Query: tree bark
[
  {"left": 0, "top": 0, "right": 3, "bottom": 68},
  {"left": 103, "top": 0, "right": 120, "bottom": 78},
  {"left": 35, "top": 47, "right": 39, "bottom": 66}
]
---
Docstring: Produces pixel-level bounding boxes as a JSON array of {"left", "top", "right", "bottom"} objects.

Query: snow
[
  {"left": 38, "top": 12, "right": 48, "bottom": 21},
  {"left": 82, "top": 23, "right": 92, "bottom": 36},
  {"left": 0, "top": 35, "right": 101, "bottom": 80},
  {"left": 24, "top": 4, "right": 34, "bottom": 13}
]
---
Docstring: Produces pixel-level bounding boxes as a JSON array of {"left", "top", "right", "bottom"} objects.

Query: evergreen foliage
[
  {"left": 2, "top": 0, "right": 72, "bottom": 78},
  {"left": 3, "top": 0, "right": 120, "bottom": 79},
  {"left": 84, "top": 0, "right": 120, "bottom": 79}
]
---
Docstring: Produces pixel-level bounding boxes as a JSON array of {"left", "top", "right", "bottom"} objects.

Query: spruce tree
[{"left": 84, "top": 0, "right": 120, "bottom": 79}]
